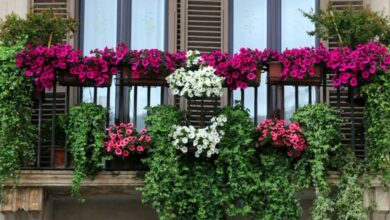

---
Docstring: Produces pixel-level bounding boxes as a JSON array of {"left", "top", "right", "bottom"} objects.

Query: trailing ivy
[
  {"left": 64, "top": 103, "right": 108, "bottom": 200},
  {"left": 363, "top": 73, "right": 390, "bottom": 185},
  {"left": 0, "top": 42, "right": 35, "bottom": 201},
  {"left": 141, "top": 104, "right": 304, "bottom": 219},
  {"left": 292, "top": 104, "right": 367, "bottom": 220}
]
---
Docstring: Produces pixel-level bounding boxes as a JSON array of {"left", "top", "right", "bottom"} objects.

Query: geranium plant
[
  {"left": 170, "top": 115, "right": 227, "bottom": 158},
  {"left": 166, "top": 66, "right": 224, "bottom": 98},
  {"left": 104, "top": 123, "right": 151, "bottom": 158},
  {"left": 256, "top": 118, "right": 307, "bottom": 157}
]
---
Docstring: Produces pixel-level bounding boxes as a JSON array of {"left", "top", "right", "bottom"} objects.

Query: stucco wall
[{"left": 0, "top": 0, "right": 29, "bottom": 19}]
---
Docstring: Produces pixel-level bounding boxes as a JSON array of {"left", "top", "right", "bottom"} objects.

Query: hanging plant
[
  {"left": 256, "top": 118, "right": 307, "bottom": 158},
  {"left": 104, "top": 123, "right": 151, "bottom": 158},
  {"left": 169, "top": 115, "right": 227, "bottom": 158},
  {"left": 64, "top": 103, "right": 108, "bottom": 201},
  {"left": 0, "top": 42, "right": 36, "bottom": 201},
  {"left": 166, "top": 66, "right": 224, "bottom": 98}
]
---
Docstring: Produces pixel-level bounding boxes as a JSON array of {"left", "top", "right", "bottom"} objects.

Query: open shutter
[
  {"left": 30, "top": 0, "right": 74, "bottom": 167},
  {"left": 327, "top": 0, "right": 366, "bottom": 159},
  {"left": 170, "top": 0, "right": 228, "bottom": 126}
]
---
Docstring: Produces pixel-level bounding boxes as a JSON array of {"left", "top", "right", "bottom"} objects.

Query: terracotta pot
[
  {"left": 267, "top": 61, "right": 283, "bottom": 82},
  {"left": 54, "top": 147, "right": 65, "bottom": 168},
  {"left": 120, "top": 66, "right": 170, "bottom": 86},
  {"left": 58, "top": 70, "right": 112, "bottom": 87},
  {"left": 267, "top": 62, "right": 323, "bottom": 86},
  {"left": 272, "top": 138, "right": 286, "bottom": 148},
  {"left": 246, "top": 69, "right": 262, "bottom": 87}
]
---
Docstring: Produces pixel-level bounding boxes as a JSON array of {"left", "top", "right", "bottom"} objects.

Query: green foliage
[
  {"left": 0, "top": 42, "right": 35, "bottom": 201},
  {"left": 0, "top": 10, "right": 78, "bottom": 46},
  {"left": 302, "top": 7, "right": 390, "bottom": 48},
  {"left": 292, "top": 104, "right": 367, "bottom": 220},
  {"left": 64, "top": 103, "right": 108, "bottom": 201},
  {"left": 141, "top": 104, "right": 301, "bottom": 219},
  {"left": 363, "top": 73, "right": 390, "bottom": 185}
]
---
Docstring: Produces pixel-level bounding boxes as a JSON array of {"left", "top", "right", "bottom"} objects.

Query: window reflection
[
  {"left": 233, "top": 0, "right": 267, "bottom": 123},
  {"left": 281, "top": 0, "right": 316, "bottom": 119},
  {"left": 82, "top": 0, "right": 117, "bottom": 124},
  {"left": 130, "top": 0, "right": 166, "bottom": 129}
]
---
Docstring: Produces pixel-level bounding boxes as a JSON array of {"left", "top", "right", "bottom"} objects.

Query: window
[
  {"left": 281, "top": 0, "right": 316, "bottom": 119},
  {"left": 81, "top": 0, "right": 117, "bottom": 123},
  {"left": 231, "top": 0, "right": 317, "bottom": 121},
  {"left": 129, "top": 0, "right": 166, "bottom": 130},
  {"left": 81, "top": 0, "right": 166, "bottom": 128},
  {"left": 232, "top": 0, "right": 267, "bottom": 123}
]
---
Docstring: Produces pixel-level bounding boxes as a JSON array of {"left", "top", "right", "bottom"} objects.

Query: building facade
[{"left": 0, "top": 0, "right": 389, "bottom": 219}]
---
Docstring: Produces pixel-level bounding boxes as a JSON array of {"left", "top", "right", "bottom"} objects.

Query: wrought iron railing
[{"left": 26, "top": 73, "right": 365, "bottom": 170}]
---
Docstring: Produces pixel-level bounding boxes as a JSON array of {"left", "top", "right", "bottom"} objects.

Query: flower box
[
  {"left": 267, "top": 61, "right": 324, "bottom": 86},
  {"left": 121, "top": 66, "right": 170, "bottom": 86},
  {"left": 246, "top": 69, "right": 262, "bottom": 87},
  {"left": 58, "top": 71, "right": 112, "bottom": 87},
  {"left": 54, "top": 147, "right": 66, "bottom": 168}
]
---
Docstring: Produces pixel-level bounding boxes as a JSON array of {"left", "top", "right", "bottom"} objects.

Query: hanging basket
[
  {"left": 120, "top": 66, "right": 170, "bottom": 86},
  {"left": 267, "top": 62, "right": 323, "bottom": 86},
  {"left": 58, "top": 70, "right": 112, "bottom": 87}
]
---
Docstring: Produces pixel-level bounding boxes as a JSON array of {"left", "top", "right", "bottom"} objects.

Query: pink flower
[
  {"left": 115, "top": 148, "right": 122, "bottom": 155},
  {"left": 136, "top": 146, "right": 144, "bottom": 152}
]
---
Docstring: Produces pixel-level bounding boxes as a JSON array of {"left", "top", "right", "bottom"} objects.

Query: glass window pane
[
  {"left": 82, "top": 0, "right": 117, "bottom": 124},
  {"left": 130, "top": 0, "right": 166, "bottom": 129},
  {"left": 281, "top": 0, "right": 315, "bottom": 49},
  {"left": 233, "top": 0, "right": 267, "bottom": 122},
  {"left": 131, "top": 0, "right": 165, "bottom": 49},
  {"left": 282, "top": 0, "right": 316, "bottom": 118}
]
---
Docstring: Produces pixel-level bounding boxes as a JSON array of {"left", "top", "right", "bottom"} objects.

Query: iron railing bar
[
  {"left": 93, "top": 87, "right": 97, "bottom": 104},
  {"left": 64, "top": 86, "right": 70, "bottom": 168},
  {"left": 37, "top": 92, "right": 43, "bottom": 168},
  {"left": 254, "top": 87, "right": 258, "bottom": 125},
  {"left": 106, "top": 85, "right": 111, "bottom": 127},
  {"left": 160, "top": 87, "right": 164, "bottom": 104},
  {"left": 295, "top": 86, "right": 299, "bottom": 111},
  {"left": 147, "top": 86, "right": 151, "bottom": 107},
  {"left": 308, "top": 86, "right": 312, "bottom": 105},
  {"left": 133, "top": 86, "right": 138, "bottom": 127},
  {"left": 241, "top": 89, "right": 245, "bottom": 106},
  {"left": 51, "top": 82, "right": 57, "bottom": 168}
]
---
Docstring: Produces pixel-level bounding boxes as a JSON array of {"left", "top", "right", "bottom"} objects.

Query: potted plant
[
  {"left": 41, "top": 116, "right": 67, "bottom": 168},
  {"left": 169, "top": 114, "right": 227, "bottom": 159},
  {"left": 327, "top": 42, "right": 390, "bottom": 104},
  {"left": 266, "top": 46, "right": 328, "bottom": 86},
  {"left": 256, "top": 118, "right": 307, "bottom": 158},
  {"left": 120, "top": 49, "right": 186, "bottom": 86},
  {"left": 63, "top": 103, "right": 108, "bottom": 200},
  {"left": 104, "top": 123, "right": 151, "bottom": 170},
  {"left": 202, "top": 48, "right": 262, "bottom": 89}
]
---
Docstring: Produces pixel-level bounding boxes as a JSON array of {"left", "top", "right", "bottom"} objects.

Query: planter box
[
  {"left": 54, "top": 147, "right": 66, "bottom": 168},
  {"left": 106, "top": 154, "right": 148, "bottom": 171},
  {"left": 120, "top": 66, "right": 170, "bottom": 86},
  {"left": 58, "top": 71, "right": 112, "bottom": 87},
  {"left": 267, "top": 61, "right": 323, "bottom": 86},
  {"left": 247, "top": 69, "right": 262, "bottom": 87}
]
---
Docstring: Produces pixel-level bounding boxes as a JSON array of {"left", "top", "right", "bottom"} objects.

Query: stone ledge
[{"left": 5, "top": 170, "right": 144, "bottom": 187}]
